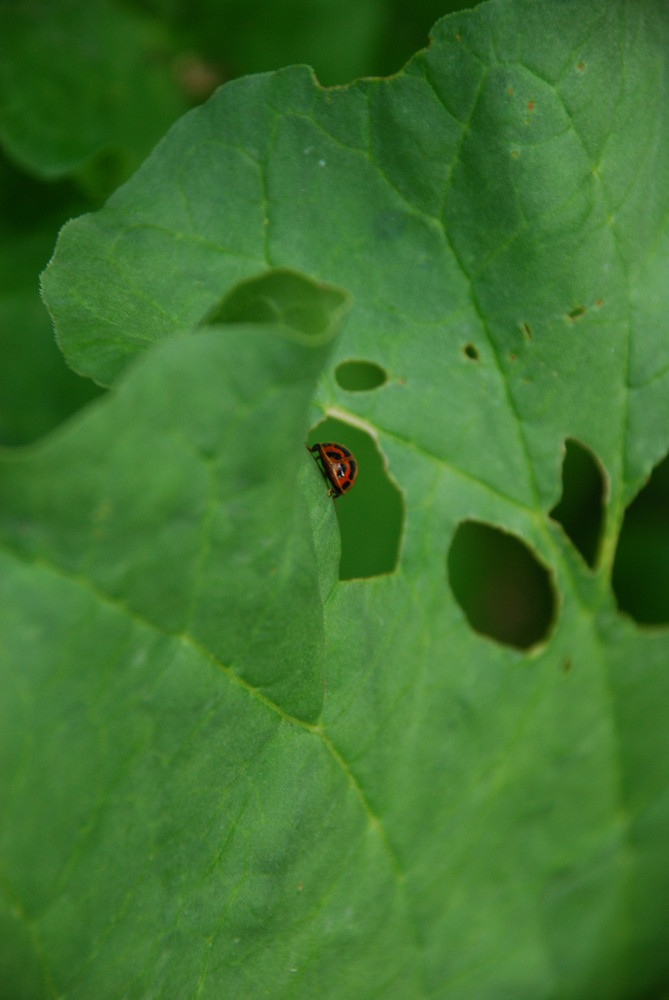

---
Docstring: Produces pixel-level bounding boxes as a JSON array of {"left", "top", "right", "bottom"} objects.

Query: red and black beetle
[{"left": 308, "top": 442, "right": 358, "bottom": 499}]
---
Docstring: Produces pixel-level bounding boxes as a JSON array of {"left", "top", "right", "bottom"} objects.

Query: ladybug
[{"left": 308, "top": 442, "right": 358, "bottom": 499}]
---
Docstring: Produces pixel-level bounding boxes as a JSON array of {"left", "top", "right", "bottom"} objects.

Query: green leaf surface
[
  {"left": 6, "top": 0, "right": 669, "bottom": 995},
  {"left": 0, "top": 0, "right": 187, "bottom": 191},
  {"left": 0, "top": 313, "right": 351, "bottom": 995}
]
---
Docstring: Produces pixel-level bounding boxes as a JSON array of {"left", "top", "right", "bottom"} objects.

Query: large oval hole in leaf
[
  {"left": 307, "top": 418, "right": 403, "bottom": 580},
  {"left": 549, "top": 438, "right": 605, "bottom": 568},
  {"left": 612, "top": 452, "right": 669, "bottom": 625},
  {"left": 335, "top": 359, "right": 387, "bottom": 391},
  {"left": 447, "top": 521, "right": 556, "bottom": 650}
]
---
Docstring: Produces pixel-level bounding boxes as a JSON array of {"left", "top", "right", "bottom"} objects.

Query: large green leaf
[
  {"left": 5, "top": 0, "right": 669, "bottom": 995},
  {"left": 0, "top": 304, "right": 358, "bottom": 996}
]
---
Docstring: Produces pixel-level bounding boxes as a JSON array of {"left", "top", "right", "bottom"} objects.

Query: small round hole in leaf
[
  {"left": 447, "top": 521, "right": 556, "bottom": 650},
  {"left": 463, "top": 343, "right": 479, "bottom": 361},
  {"left": 307, "top": 418, "right": 403, "bottom": 580},
  {"left": 335, "top": 360, "right": 387, "bottom": 392},
  {"left": 612, "top": 453, "right": 669, "bottom": 625},
  {"left": 549, "top": 438, "right": 605, "bottom": 568}
]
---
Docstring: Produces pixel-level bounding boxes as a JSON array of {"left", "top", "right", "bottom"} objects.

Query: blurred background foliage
[{"left": 133, "top": 0, "right": 473, "bottom": 89}]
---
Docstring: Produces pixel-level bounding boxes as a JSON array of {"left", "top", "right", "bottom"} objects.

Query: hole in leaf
[
  {"left": 612, "top": 453, "right": 669, "bottom": 625},
  {"left": 335, "top": 360, "right": 387, "bottom": 392},
  {"left": 549, "top": 439, "right": 605, "bottom": 568},
  {"left": 205, "top": 268, "right": 348, "bottom": 339},
  {"left": 567, "top": 305, "right": 586, "bottom": 321},
  {"left": 447, "top": 521, "right": 556, "bottom": 650},
  {"left": 307, "top": 418, "right": 403, "bottom": 580},
  {"left": 463, "top": 343, "right": 479, "bottom": 361}
]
